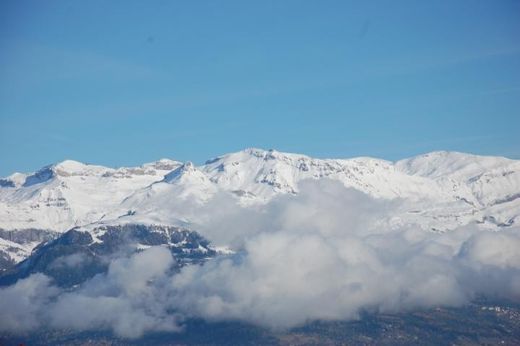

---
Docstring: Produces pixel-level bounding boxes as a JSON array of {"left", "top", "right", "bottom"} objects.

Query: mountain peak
[
  {"left": 396, "top": 151, "right": 513, "bottom": 179},
  {"left": 163, "top": 162, "right": 205, "bottom": 184},
  {"left": 54, "top": 160, "right": 88, "bottom": 172},
  {"left": 20, "top": 160, "right": 112, "bottom": 186},
  {"left": 0, "top": 172, "right": 27, "bottom": 188},
  {"left": 53, "top": 160, "right": 111, "bottom": 177}
]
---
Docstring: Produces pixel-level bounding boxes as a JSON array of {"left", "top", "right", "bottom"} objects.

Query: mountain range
[{"left": 1, "top": 148, "right": 519, "bottom": 272}]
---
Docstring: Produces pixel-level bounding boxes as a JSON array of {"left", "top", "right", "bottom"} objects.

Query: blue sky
[{"left": 1, "top": 0, "right": 519, "bottom": 175}]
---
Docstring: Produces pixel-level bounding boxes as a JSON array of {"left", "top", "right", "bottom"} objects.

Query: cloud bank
[{"left": 1, "top": 180, "right": 520, "bottom": 338}]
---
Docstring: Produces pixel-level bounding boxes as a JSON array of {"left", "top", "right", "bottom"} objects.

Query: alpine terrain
[
  {"left": 1, "top": 148, "right": 519, "bottom": 272},
  {"left": 1, "top": 149, "right": 520, "bottom": 345}
]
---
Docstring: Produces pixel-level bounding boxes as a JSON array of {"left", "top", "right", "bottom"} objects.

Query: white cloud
[{"left": 1, "top": 179, "right": 519, "bottom": 338}]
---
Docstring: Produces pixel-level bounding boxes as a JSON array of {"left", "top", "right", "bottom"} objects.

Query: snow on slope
[
  {"left": 395, "top": 151, "right": 513, "bottom": 179},
  {"left": 202, "top": 148, "right": 449, "bottom": 202},
  {"left": 1, "top": 149, "right": 519, "bottom": 255},
  {"left": 0, "top": 159, "right": 182, "bottom": 231},
  {"left": 113, "top": 162, "right": 218, "bottom": 225},
  {"left": 396, "top": 151, "right": 520, "bottom": 208}
]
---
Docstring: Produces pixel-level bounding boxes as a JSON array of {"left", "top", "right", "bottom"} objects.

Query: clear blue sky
[{"left": 1, "top": 0, "right": 519, "bottom": 175}]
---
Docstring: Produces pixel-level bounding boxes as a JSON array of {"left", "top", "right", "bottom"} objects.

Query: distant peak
[
  {"left": 163, "top": 162, "right": 205, "bottom": 183},
  {"left": 235, "top": 148, "right": 306, "bottom": 160},
  {"left": 204, "top": 148, "right": 269, "bottom": 164},
  {"left": 203, "top": 148, "right": 320, "bottom": 173},
  {"left": 19, "top": 160, "right": 113, "bottom": 186},
  {"left": 52, "top": 160, "right": 114, "bottom": 178},
  {"left": 54, "top": 160, "right": 88, "bottom": 172},
  {"left": 0, "top": 172, "right": 27, "bottom": 188},
  {"left": 175, "top": 161, "right": 195, "bottom": 171},
  {"left": 414, "top": 151, "right": 465, "bottom": 159},
  {"left": 243, "top": 147, "right": 276, "bottom": 155},
  {"left": 400, "top": 150, "right": 513, "bottom": 164},
  {"left": 396, "top": 150, "right": 514, "bottom": 178}
]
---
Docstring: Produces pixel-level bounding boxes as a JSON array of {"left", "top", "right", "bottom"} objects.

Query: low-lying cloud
[{"left": 1, "top": 180, "right": 520, "bottom": 338}]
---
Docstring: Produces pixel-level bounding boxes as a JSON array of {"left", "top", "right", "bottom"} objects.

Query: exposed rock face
[
  {"left": 0, "top": 224, "right": 217, "bottom": 287},
  {"left": 0, "top": 229, "right": 57, "bottom": 244},
  {"left": 0, "top": 229, "right": 58, "bottom": 272}
]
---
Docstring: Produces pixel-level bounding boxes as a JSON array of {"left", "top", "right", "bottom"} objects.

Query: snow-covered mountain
[
  {"left": 1, "top": 148, "right": 519, "bottom": 268},
  {"left": 0, "top": 158, "right": 182, "bottom": 231}
]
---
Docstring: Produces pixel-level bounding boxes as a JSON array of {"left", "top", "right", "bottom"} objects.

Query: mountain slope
[
  {"left": 0, "top": 159, "right": 182, "bottom": 231},
  {"left": 1, "top": 149, "right": 519, "bottom": 267}
]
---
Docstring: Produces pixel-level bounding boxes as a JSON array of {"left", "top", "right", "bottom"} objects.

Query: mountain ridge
[
  {"left": 1, "top": 148, "right": 519, "bottom": 268},
  {"left": 7, "top": 148, "right": 515, "bottom": 181}
]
